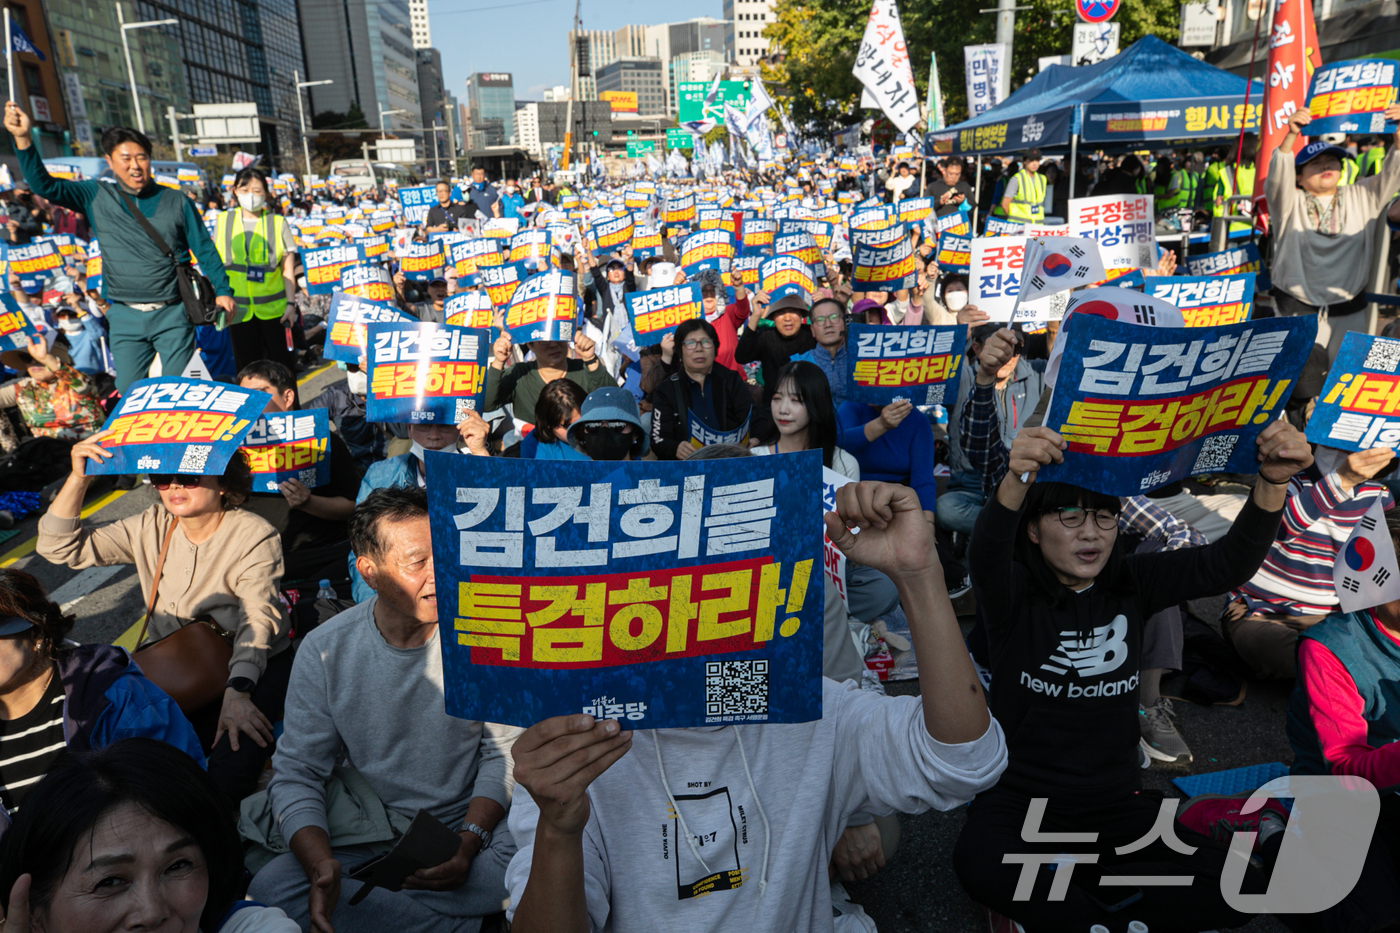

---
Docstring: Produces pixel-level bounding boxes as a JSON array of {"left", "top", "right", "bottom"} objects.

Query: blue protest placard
[
  {"left": 303, "top": 244, "right": 364, "bottom": 295},
  {"left": 503, "top": 269, "right": 578, "bottom": 344},
  {"left": 679, "top": 229, "right": 736, "bottom": 272},
  {"left": 686, "top": 409, "right": 752, "bottom": 448},
  {"left": 1038, "top": 314, "right": 1317, "bottom": 495},
  {"left": 847, "top": 323, "right": 965, "bottom": 406},
  {"left": 365, "top": 321, "right": 491, "bottom": 424},
  {"left": 339, "top": 262, "right": 395, "bottom": 303},
  {"left": 400, "top": 240, "right": 447, "bottom": 282},
  {"left": 427, "top": 451, "right": 824, "bottom": 729},
  {"left": 321, "top": 291, "right": 415, "bottom": 363},
  {"left": 631, "top": 227, "right": 663, "bottom": 259},
  {"left": 590, "top": 214, "right": 634, "bottom": 257},
  {"left": 1305, "top": 332, "right": 1400, "bottom": 452},
  {"left": 448, "top": 237, "right": 499, "bottom": 285},
  {"left": 936, "top": 234, "right": 971, "bottom": 274},
  {"left": 625, "top": 282, "right": 704, "bottom": 347},
  {"left": 1306, "top": 59, "right": 1399, "bottom": 136},
  {"left": 758, "top": 255, "right": 815, "bottom": 302},
  {"left": 90, "top": 378, "right": 268, "bottom": 476},
  {"left": 1184, "top": 242, "right": 1272, "bottom": 293},
  {"left": 773, "top": 229, "right": 821, "bottom": 268},
  {"left": 399, "top": 184, "right": 463, "bottom": 225},
  {"left": 1148, "top": 273, "right": 1254, "bottom": 328},
  {"left": 443, "top": 291, "right": 496, "bottom": 330},
  {"left": 240, "top": 410, "right": 332, "bottom": 492},
  {"left": 480, "top": 260, "right": 532, "bottom": 311},
  {"left": 741, "top": 217, "right": 776, "bottom": 250},
  {"left": 852, "top": 235, "right": 917, "bottom": 292},
  {"left": 10, "top": 241, "right": 61, "bottom": 294},
  {"left": 0, "top": 292, "right": 40, "bottom": 350},
  {"left": 353, "top": 235, "right": 390, "bottom": 261}
]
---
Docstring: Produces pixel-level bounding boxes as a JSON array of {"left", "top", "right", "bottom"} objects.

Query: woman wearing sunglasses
[
  {"left": 952, "top": 421, "right": 1313, "bottom": 932},
  {"left": 37, "top": 433, "right": 290, "bottom": 806}
]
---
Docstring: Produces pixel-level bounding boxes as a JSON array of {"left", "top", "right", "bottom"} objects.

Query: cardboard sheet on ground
[
  {"left": 846, "top": 322, "right": 965, "bottom": 406},
  {"left": 1038, "top": 313, "right": 1316, "bottom": 495},
  {"left": 428, "top": 451, "right": 824, "bottom": 729},
  {"left": 240, "top": 409, "right": 331, "bottom": 492},
  {"left": 1306, "top": 332, "right": 1400, "bottom": 453},
  {"left": 364, "top": 321, "right": 490, "bottom": 424},
  {"left": 626, "top": 283, "right": 704, "bottom": 347},
  {"left": 90, "top": 377, "right": 267, "bottom": 476},
  {"left": 321, "top": 291, "right": 414, "bottom": 364},
  {"left": 1148, "top": 273, "right": 1255, "bottom": 327},
  {"left": 1306, "top": 59, "right": 1399, "bottom": 136}
]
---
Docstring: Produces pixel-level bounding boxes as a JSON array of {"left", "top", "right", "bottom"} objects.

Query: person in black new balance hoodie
[{"left": 954, "top": 421, "right": 1312, "bottom": 933}]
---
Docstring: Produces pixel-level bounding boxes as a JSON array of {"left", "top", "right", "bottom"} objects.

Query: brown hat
[
  {"left": 766, "top": 294, "right": 809, "bottom": 318},
  {"left": 1, "top": 341, "right": 71, "bottom": 373}
]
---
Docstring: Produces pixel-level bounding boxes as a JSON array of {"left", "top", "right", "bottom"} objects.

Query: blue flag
[{"left": 9, "top": 20, "right": 45, "bottom": 61}]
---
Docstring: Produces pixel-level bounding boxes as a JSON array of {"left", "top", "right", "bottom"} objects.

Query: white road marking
[{"left": 50, "top": 565, "right": 128, "bottom": 612}]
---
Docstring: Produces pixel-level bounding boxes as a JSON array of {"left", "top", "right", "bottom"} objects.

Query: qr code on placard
[
  {"left": 177, "top": 445, "right": 212, "bottom": 473},
  {"left": 1190, "top": 434, "right": 1239, "bottom": 475},
  {"left": 454, "top": 398, "right": 476, "bottom": 420},
  {"left": 705, "top": 660, "right": 769, "bottom": 717},
  {"left": 297, "top": 468, "right": 318, "bottom": 485},
  {"left": 923, "top": 384, "right": 946, "bottom": 405},
  {"left": 1363, "top": 339, "right": 1400, "bottom": 374}
]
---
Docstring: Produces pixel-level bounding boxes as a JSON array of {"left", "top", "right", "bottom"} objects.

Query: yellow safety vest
[
  {"left": 1007, "top": 169, "right": 1046, "bottom": 223},
  {"left": 1160, "top": 169, "right": 1200, "bottom": 211},
  {"left": 215, "top": 209, "right": 289, "bottom": 323},
  {"left": 1212, "top": 164, "right": 1256, "bottom": 234},
  {"left": 1340, "top": 157, "right": 1360, "bottom": 186}
]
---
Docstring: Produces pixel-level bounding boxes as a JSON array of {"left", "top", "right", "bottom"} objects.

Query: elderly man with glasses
[{"left": 648, "top": 318, "right": 753, "bottom": 460}]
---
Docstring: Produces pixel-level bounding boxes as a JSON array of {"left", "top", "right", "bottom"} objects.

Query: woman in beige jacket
[{"left": 38, "top": 432, "right": 291, "bottom": 803}]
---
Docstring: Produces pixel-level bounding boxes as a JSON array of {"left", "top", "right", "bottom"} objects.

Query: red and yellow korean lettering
[
  {"left": 853, "top": 252, "right": 916, "bottom": 284},
  {"left": 446, "top": 308, "right": 494, "bottom": 329},
  {"left": 101, "top": 411, "right": 250, "bottom": 446},
  {"left": 369, "top": 361, "right": 486, "bottom": 400},
  {"left": 852, "top": 354, "right": 962, "bottom": 388},
  {"left": 0, "top": 311, "right": 29, "bottom": 338},
  {"left": 1321, "top": 371, "right": 1400, "bottom": 416},
  {"left": 635, "top": 301, "right": 701, "bottom": 335},
  {"left": 1181, "top": 304, "right": 1250, "bottom": 328},
  {"left": 1309, "top": 86, "right": 1396, "bottom": 119},
  {"left": 506, "top": 293, "right": 574, "bottom": 328},
  {"left": 401, "top": 252, "right": 444, "bottom": 274},
  {"left": 344, "top": 281, "right": 394, "bottom": 302},
  {"left": 240, "top": 438, "right": 328, "bottom": 473},
  {"left": 456, "top": 556, "right": 814, "bottom": 667}
]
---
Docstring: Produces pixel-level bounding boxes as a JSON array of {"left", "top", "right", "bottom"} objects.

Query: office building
[
  {"left": 7, "top": 0, "right": 77, "bottom": 156},
  {"left": 673, "top": 50, "right": 726, "bottom": 85},
  {"left": 594, "top": 57, "right": 666, "bottom": 117},
  {"left": 1208, "top": 0, "right": 1399, "bottom": 82},
  {"left": 567, "top": 29, "right": 616, "bottom": 101},
  {"left": 417, "top": 49, "right": 451, "bottom": 174},
  {"left": 543, "top": 85, "right": 571, "bottom": 102},
  {"left": 409, "top": 0, "right": 431, "bottom": 49},
  {"left": 655, "top": 18, "right": 726, "bottom": 115},
  {"left": 724, "top": 0, "right": 776, "bottom": 67},
  {"left": 299, "top": 0, "right": 421, "bottom": 152},
  {"left": 467, "top": 72, "right": 515, "bottom": 146}
]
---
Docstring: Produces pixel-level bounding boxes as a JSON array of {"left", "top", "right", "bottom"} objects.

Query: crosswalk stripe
[{"left": 50, "top": 565, "right": 128, "bottom": 611}]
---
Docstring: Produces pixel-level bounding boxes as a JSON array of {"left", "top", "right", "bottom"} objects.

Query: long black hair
[
  {"left": 0, "top": 738, "right": 242, "bottom": 932},
  {"left": 760, "top": 360, "right": 838, "bottom": 467},
  {"left": 1012, "top": 481, "right": 1128, "bottom": 608}
]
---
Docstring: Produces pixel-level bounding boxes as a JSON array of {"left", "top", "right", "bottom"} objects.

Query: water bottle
[
  {"left": 1089, "top": 926, "right": 1110, "bottom": 933},
  {"left": 316, "top": 579, "right": 337, "bottom": 601},
  {"left": 1127, "top": 922, "right": 1149, "bottom": 933}
]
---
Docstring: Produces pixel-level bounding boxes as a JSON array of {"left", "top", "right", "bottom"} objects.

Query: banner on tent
[
  {"left": 1039, "top": 314, "right": 1316, "bottom": 495},
  {"left": 427, "top": 452, "right": 824, "bottom": 730},
  {"left": 924, "top": 107, "right": 1072, "bottom": 156},
  {"left": 1081, "top": 96, "right": 1263, "bottom": 143}
]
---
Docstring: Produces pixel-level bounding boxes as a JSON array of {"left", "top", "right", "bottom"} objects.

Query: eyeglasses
[
  {"left": 811, "top": 312, "right": 844, "bottom": 324},
  {"left": 150, "top": 474, "right": 209, "bottom": 490},
  {"left": 1052, "top": 507, "right": 1119, "bottom": 530},
  {"left": 681, "top": 339, "right": 716, "bottom": 350}
]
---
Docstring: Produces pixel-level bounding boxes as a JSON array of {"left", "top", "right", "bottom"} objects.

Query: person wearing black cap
[
  {"left": 1268, "top": 104, "right": 1400, "bottom": 358},
  {"left": 407, "top": 274, "right": 450, "bottom": 324}
]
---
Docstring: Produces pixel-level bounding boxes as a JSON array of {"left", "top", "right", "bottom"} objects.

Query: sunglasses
[{"left": 149, "top": 474, "right": 210, "bottom": 490}]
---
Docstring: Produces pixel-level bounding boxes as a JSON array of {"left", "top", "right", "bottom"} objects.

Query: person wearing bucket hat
[
  {"left": 566, "top": 386, "right": 649, "bottom": 461},
  {"left": 0, "top": 335, "right": 105, "bottom": 440},
  {"left": 735, "top": 292, "right": 815, "bottom": 391},
  {"left": 1267, "top": 104, "right": 1400, "bottom": 357}
]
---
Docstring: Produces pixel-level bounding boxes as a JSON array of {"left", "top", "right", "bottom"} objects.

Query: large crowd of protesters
[{"left": 0, "top": 92, "right": 1395, "bottom": 933}]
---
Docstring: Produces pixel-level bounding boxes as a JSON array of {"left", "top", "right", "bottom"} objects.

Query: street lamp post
[
  {"left": 378, "top": 103, "right": 408, "bottom": 139},
  {"left": 116, "top": 4, "right": 178, "bottom": 135},
  {"left": 293, "top": 69, "right": 333, "bottom": 180}
]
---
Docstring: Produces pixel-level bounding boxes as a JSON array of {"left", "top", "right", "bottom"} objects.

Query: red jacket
[{"left": 712, "top": 296, "right": 750, "bottom": 371}]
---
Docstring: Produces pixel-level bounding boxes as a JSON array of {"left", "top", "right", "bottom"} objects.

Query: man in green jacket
[{"left": 4, "top": 102, "right": 235, "bottom": 392}]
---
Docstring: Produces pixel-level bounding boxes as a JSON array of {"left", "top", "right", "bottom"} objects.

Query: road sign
[
  {"left": 193, "top": 102, "right": 261, "bottom": 144},
  {"left": 1072, "top": 22, "right": 1120, "bottom": 65},
  {"left": 677, "top": 80, "right": 751, "bottom": 124},
  {"left": 1075, "top": 0, "right": 1120, "bottom": 22},
  {"left": 188, "top": 145, "right": 217, "bottom": 157},
  {"left": 626, "top": 140, "right": 656, "bottom": 157},
  {"left": 666, "top": 128, "right": 696, "bottom": 150}
]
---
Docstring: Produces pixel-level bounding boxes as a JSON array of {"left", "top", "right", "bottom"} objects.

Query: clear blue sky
[{"left": 432, "top": 0, "right": 722, "bottom": 102}]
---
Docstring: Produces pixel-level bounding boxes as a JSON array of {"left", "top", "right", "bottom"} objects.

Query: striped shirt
[
  {"left": 0, "top": 667, "right": 65, "bottom": 814},
  {"left": 1233, "top": 471, "right": 1392, "bottom": 615}
]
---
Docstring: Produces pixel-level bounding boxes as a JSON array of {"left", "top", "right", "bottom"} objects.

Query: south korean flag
[
  {"left": 1018, "top": 236, "right": 1106, "bottom": 303},
  {"left": 1335, "top": 498, "right": 1400, "bottom": 614}
]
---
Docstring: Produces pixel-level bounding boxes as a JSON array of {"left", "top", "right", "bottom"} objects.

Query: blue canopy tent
[{"left": 924, "top": 36, "right": 1264, "bottom": 170}]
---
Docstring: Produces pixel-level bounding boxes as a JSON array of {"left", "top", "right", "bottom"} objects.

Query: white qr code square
[
  {"left": 1364, "top": 339, "right": 1400, "bottom": 374},
  {"left": 923, "top": 384, "right": 946, "bottom": 406},
  {"left": 454, "top": 398, "right": 476, "bottom": 421},
  {"left": 705, "top": 660, "right": 769, "bottom": 717},
  {"left": 1190, "top": 434, "right": 1239, "bottom": 475},
  {"left": 297, "top": 468, "right": 318, "bottom": 486},
  {"left": 177, "top": 445, "right": 212, "bottom": 473}
]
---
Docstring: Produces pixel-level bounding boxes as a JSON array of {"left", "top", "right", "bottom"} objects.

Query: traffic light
[
  {"left": 627, "top": 130, "right": 635, "bottom": 137},
  {"left": 591, "top": 130, "right": 599, "bottom": 137}
]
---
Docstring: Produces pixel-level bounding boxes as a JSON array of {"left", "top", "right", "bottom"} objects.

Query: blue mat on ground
[{"left": 1172, "top": 762, "right": 1289, "bottom": 799}]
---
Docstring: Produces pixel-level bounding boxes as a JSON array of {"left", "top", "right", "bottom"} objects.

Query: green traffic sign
[
  {"left": 626, "top": 140, "right": 656, "bottom": 157},
  {"left": 677, "top": 80, "right": 751, "bottom": 124},
  {"left": 665, "top": 128, "right": 695, "bottom": 150}
]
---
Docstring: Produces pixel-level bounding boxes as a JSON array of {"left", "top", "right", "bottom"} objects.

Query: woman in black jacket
[
  {"left": 648, "top": 318, "right": 753, "bottom": 460},
  {"left": 954, "top": 421, "right": 1312, "bottom": 933}
]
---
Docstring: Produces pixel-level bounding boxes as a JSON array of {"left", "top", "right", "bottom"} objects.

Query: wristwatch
[
  {"left": 460, "top": 821, "right": 493, "bottom": 848},
  {"left": 226, "top": 676, "right": 257, "bottom": 695}
]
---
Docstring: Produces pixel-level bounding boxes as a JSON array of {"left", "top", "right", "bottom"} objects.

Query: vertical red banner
[{"left": 1253, "top": 0, "right": 1324, "bottom": 225}]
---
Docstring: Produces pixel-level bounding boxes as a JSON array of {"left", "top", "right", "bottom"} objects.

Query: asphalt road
[{"left": 21, "top": 363, "right": 1293, "bottom": 933}]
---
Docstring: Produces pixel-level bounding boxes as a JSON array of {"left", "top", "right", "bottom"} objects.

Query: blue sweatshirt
[{"left": 837, "top": 402, "right": 938, "bottom": 512}]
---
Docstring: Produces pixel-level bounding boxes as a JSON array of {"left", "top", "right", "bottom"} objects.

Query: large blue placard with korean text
[{"left": 428, "top": 451, "right": 824, "bottom": 729}]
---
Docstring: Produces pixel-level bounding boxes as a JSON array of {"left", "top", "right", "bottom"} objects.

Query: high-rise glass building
[{"left": 467, "top": 73, "right": 514, "bottom": 147}]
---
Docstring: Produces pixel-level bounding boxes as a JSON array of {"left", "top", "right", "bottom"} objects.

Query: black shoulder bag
[{"left": 115, "top": 186, "right": 220, "bottom": 326}]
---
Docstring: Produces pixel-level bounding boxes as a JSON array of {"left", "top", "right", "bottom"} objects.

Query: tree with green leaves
[{"left": 766, "top": 0, "right": 1180, "bottom": 134}]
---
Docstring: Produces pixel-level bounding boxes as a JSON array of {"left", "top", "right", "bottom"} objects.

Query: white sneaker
[{"left": 831, "top": 882, "right": 878, "bottom": 933}]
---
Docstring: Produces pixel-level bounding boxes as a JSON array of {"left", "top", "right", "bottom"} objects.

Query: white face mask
[
  {"left": 945, "top": 290, "right": 969, "bottom": 311},
  {"left": 345, "top": 368, "right": 367, "bottom": 396},
  {"left": 58, "top": 318, "right": 83, "bottom": 333},
  {"left": 409, "top": 439, "right": 460, "bottom": 462},
  {"left": 237, "top": 192, "right": 266, "bottom": 212}
]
